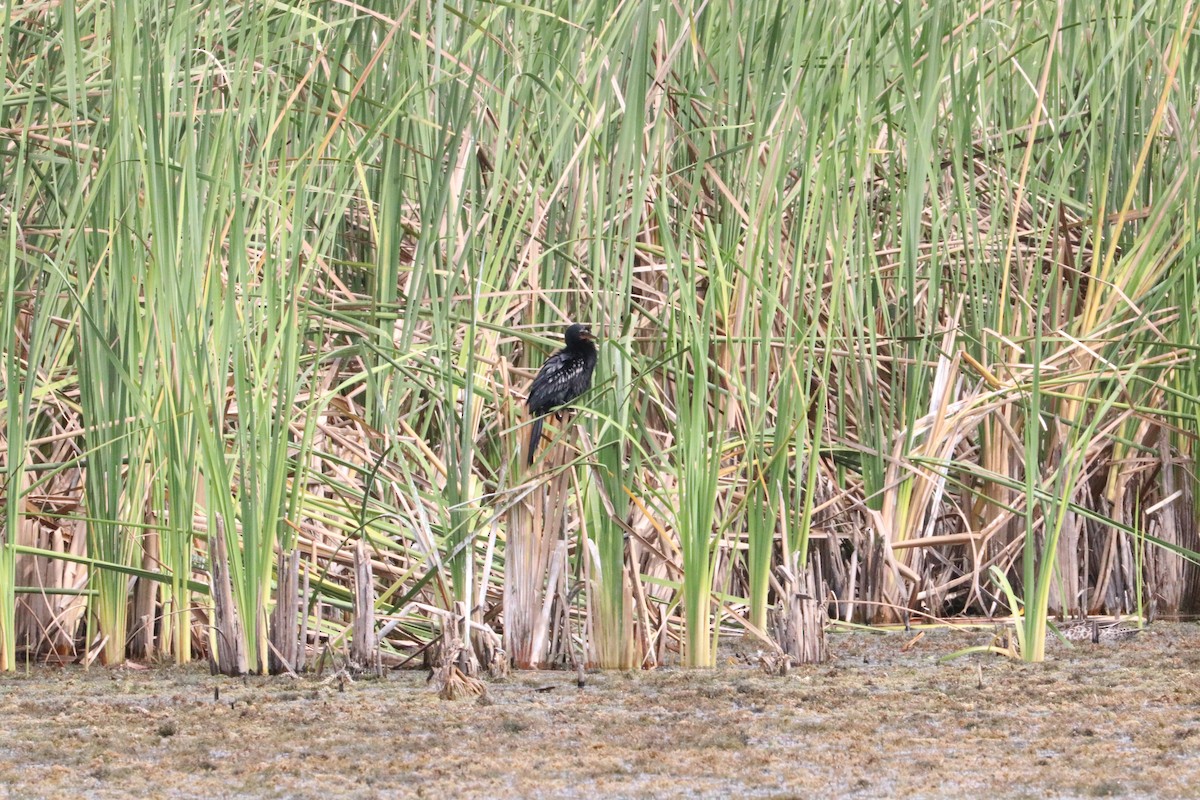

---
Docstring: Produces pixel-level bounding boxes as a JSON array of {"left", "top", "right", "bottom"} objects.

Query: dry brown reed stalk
[
  {"left": 209, "top": 516, "right": 247, "bottom": 676},
  {"left": 268, "top": 549, "right": 301, "bottom": 674},
  {"left": 428, "top": 636, "right": 489, "bottom": 701},
  {"left": 769, "top": 563, "right": 828, "bottom": 666},
  {"left": 506, "top": 424, "right": 576, "bottom": 669},
  {"left": 350, "top": 541, "right": 377, "bottom": 672}
]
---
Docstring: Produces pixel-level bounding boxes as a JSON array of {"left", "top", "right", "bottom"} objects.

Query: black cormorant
[{"left": 526, "top": 323, "right": 598, "bottom": 465}]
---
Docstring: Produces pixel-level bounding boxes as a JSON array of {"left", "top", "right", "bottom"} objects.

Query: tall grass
[
  {"left": 1, "top": 180, "right": 19, "bottom": 671},
  {"left": 2, "top": 0, "right": 1200, "bottom": 672}
]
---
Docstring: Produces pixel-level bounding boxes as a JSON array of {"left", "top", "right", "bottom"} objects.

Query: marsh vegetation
[{"left": 2, "top": 0, "right": 1200, "bottom": 713}]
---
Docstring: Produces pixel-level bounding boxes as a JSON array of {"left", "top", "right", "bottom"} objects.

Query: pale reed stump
[{"left": 769, "top": 566, "right": 828, "bottom": 666}]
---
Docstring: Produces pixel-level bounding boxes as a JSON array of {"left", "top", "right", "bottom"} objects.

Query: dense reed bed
[{"left": 2, "top": 0, "right": 1200, "bottom": 674}]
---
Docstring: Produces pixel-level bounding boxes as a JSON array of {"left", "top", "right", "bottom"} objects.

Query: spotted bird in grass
[{"left": 526, "top": 323, "right": 598, "bottom": 465}]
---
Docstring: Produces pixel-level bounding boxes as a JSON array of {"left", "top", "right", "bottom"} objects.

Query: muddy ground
[{"left": 1, "top": 623, "right": 1199, "bottom": 799}]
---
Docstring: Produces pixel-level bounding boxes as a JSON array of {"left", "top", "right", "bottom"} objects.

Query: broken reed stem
[
  {"left": 770, "top": 563, "right": 828, "bottom": 665},
  {"left": 297, "top": 563, "right": 310, "bottom": 673},
  {"left": 507, "top": 434, "right": 573, "bottom": 669},
  {"left": 210, "top": 515, "right": 247, "bottom": 676},
  {"left": 350, "top": 541, "right": 377, "bottom": 670},
  {"left": 269, "top": 548, "right": 301, "bottom": 675}
]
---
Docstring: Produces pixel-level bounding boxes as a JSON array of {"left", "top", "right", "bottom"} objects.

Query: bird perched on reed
[{"left": 526, "top": 323, "right": 598, "bottom": 465}]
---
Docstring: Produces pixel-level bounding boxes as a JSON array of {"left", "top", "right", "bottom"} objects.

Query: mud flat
[{"left": 2, "top": 624, "right": 1198, "bottom": 799}]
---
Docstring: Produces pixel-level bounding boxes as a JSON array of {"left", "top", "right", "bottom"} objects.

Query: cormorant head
[{"left": 564, "top": 323, "right": 596, "bottom": 346}]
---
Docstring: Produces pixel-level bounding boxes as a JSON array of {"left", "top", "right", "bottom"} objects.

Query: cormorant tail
[{"left": 527, "top": 415, "right": 544, "bottom": 466}]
